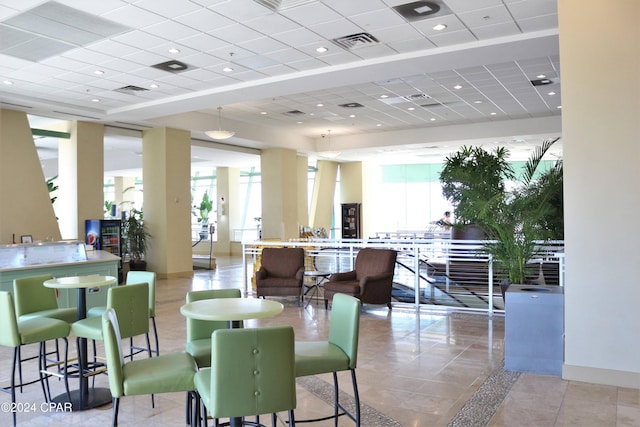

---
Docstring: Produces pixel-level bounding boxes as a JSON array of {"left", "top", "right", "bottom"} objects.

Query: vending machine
[{"left": 85, "top": 219, "right": 123, "bottom": 280}]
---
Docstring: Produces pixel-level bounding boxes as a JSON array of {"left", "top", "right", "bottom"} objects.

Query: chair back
[
  {"left": 328, "top": 293, "right": 361, "bottom": 370},
  {"left": 209, "top": 326, "right": 296, "bottom": 419},
  {"left": 102, "top": 308, "right": 126, "bottom": 398},
  {"left": 186, "top": 289, "right": 242, "bottom": 341},
  {"left": 0, "top": 291, "right": 21, "bottom": 348},
  {"left": 108, "top": 282, "right": 149, "bottom": 339},
  {"left": 13, "top": 274, "right": 56, "bottom": 317},
  {"left": 354, "top": 248, "right": 397, "bottom": 280},
  {"left": 126, "top": 271, "right": 156, "bottom": 317},
  {"left": 260, "top": 247, "right": 304, "bottom": 278}
]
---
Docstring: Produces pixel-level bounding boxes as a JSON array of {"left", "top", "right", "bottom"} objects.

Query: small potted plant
[
  {"left": 123, "top": 208, "right": 150, "bottom": 271},
  {"left": 194, "top": 192, "right": 213, "bottom": 240}
]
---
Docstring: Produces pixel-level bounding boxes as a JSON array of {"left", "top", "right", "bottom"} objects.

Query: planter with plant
[
  {"left": 194, "top": 192, "right": 214, "bottom": 240},
  {"left": 439, "top": 138, "right": 563, "bottom": 288},
  {"left": 123, "top": 208, "right": 150, "bottom": 271}
]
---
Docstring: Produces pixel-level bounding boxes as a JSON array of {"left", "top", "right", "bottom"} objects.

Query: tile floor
[{"left": 1, "top": 256, "right": 638, "bottom": 426}]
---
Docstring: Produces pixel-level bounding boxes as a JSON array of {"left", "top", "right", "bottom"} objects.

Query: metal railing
[{"left": 241, "top": 238, "right": 565, "bottom": 315}]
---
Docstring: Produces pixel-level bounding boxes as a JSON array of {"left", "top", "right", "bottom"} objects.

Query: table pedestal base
[{"left": 51, "top": 387, "right": 112, "bottom": 411}]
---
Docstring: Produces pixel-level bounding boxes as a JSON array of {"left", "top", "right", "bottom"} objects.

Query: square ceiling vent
[
  {"left": 332, "top": 33, "right": 379, "bottom": 50},
  {"left": 393, "top": 1, "right": 452, "bottom": 22},
  {"left": 151, "top": 60, "right": 192, "bottom": 73}
]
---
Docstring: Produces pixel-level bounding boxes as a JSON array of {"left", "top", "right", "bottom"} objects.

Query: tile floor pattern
[{"left": 1, "top": 256, "right": 639, "bottom": 426}]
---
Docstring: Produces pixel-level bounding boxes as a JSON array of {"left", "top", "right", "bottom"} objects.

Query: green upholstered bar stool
[
  {"left": 72, "top": 282, "right": 152, "bottom": 379},
  {"left": 13, "top": 274, "right": 77, "bottom": 390},
  {"left": 185, "top": 289, "right": 242, "bottom": 368},
  {"left": 294, "top": 293, "right": 361, "bottom": 426},
  {"left": 102, "top": 308, "right": 197, "bottom": 427},
  {"left": 0, "top": 291, "right": 71, "bottom": 427},
  {"left": 88, "top": 271, "right": 158, "bottom": 356},
  {"left": 13, "top": 274, "right": 77, "bottom": 323},
  {"left": 194, "top": 326, "right": 296, "bottom": 427}
]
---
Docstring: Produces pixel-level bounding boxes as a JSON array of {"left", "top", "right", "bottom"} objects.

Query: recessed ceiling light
[
  {"left": 557, "top": 105, "right": 562, "bottom": 109},
  {"left": 408, "top": 107, "right": 415, "bottom": 111},
  {"left": 376, "top": 123, "right": 382, "bottom": 127},
  {"left": 316, "top": 46, "right": 328, "bottom": 53},
  {"left": 91, "top": 98, "right": 100, "bottom": 103},
  {"left": 94, "top": 70, "right": 104, "bottom": 75},
  {"left": 260, "top": 111, "right": 267, "bottom": 115},
  {"left": 168, "top": 47, "right": 180, "bottom": 54},
  {"left": 548, "top": 91, "right": 556, "bottom": 95},
  {"left": 433, "top": 24, "right": 447, "bottom": 31},
  {"left": 453, "top": 84, "right": 462, "bottom": 90},
  {"left": 316, "top": 103, "right": 324, "bottom": 107},
  {"left": 379, "top": 94, "right": 388, "bottom": 99},
  {"left": 430, "top": 118, "right": 436, "bottom": 121},
  {"left": 3, "top": 80, "right": 13, "bottom": 85},
  {"left": 297, "top": 121, "right": 303, "bottom": 124},
  {"left": 490, "top": 112, "right": 497, "bottom": 115},
  {"left": 223, "top": 67, "right": 233, "bottom": 73},
  {"left": 537, "top": 74, "right": 547, "bottom": 79},
  {"left": 150, "top": 83, "right": 159, "bottom": 88},
  {"left": 349, "top": 114, "right": 356, "bottom": 118},
  {"left": 474, "top": 100, "right": 483, "bottom": 104}
]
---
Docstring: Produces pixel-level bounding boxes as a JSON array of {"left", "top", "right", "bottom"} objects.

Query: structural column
[
  {"left": 142, "top": 127, "right": 192, "bottom": 277},
  {"left": 213, "top": 167, "right": 239, "bottom": 254},
  {"left": 309, "top": 160, "right": 337, "bottom": 234},
  {"left": 260, "top": 148, "right": 305, "bottom": 240}
]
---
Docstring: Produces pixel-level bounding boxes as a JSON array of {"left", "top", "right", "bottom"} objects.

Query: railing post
[
  {"left": 488, "top": 254, "right": 494, "bottom": 316},
  {"left": 414, "top": 242, "right": 420, "bottom": 309}
]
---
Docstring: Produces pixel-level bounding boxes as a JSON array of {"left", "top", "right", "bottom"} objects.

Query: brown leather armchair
[
  {"left": 323, "top": 248, "right": 397, "bottom": 309},
  {"left": 255, "top": 247, "right": 305, "bottom": 301}
]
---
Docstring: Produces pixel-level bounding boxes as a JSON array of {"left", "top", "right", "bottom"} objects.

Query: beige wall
[
  {"left": 560, "top": 0, "right": 640, "bottom": 387},
  {"left": 0, "top": 109, "right": 61, "bottom": 243},
  {"left": 260, "top": 148, "right": 300, "bottom": 240},
  {"left": 142, "top": 127, "right": 193, "bottom": 277}
]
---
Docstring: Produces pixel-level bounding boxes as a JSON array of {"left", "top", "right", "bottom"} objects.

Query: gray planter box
[{"left": 505, "top": 285, "right": 564, "bottom": 375}]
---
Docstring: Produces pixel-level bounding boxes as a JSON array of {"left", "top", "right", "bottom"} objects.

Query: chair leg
[
  {"left": 11, "top": 347, "right": 18, "bottom": 427},
  {"left": 112, "top": 397, "right": 120, "bottom": 427},
  {"left": 387, "top": 302, "right": 392, "bottom": 310},
  {"left": 350, "top": 369, "right": 361, "bottom": 427},
  {"left": 151, "top": 316, "right": 160, "bottom": 356},
  {"left": 17, "top": 346, "right": 23, "bottom": 393},
  {"left": 332, "top": 372, "right": 339, "bottom": 426},
  {"left": 186, "top": 391, "right": 192, "bottom": 425},
  {"left": 145, "top": 333, "right": 153, "bottom": 358},
  {"left": 39, "top": 342, "right": 52, "bottom": 402},
  {"left": 288, "top": 409, "right": 295, "bottom": 427}
]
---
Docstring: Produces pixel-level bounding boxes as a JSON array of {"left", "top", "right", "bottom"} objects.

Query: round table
[
  {"left": 44, "top": 275, "right": 117, "bottom": 411},
  {"left": 180, "top": 297, "right": 283, "bottom": 328},
  {"left": 180, "top": 297, "right": 283, "bottom": 427}
]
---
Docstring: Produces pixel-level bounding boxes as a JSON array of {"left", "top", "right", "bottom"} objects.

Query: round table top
[
  {"left": 304, "top": 271, "right": 330, "bottom": 277},
  {"left": 43, "top": 275, "right": 117, "bottom": 289},
  {"left": 180, "top": 298, "right": 284, "bottom": 322}
]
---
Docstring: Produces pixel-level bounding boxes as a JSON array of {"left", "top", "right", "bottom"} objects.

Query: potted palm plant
[
  {"left": 123, "top": 208, "right": 150, "bottom": 271},
  {"left": 439, "top": 138, "right": 563, "bottom": 286}
]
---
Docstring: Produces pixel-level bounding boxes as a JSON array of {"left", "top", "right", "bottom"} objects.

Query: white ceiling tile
[
  {"left": 121, "top": 50, "right": 173, "bottom": 66},
  {"left": 280, "top": 2, "right": 343, "bottom": 27},
  {"left": 102, "top": 4, "right": 166, "bottom": 28},
  {"left": 208, "top": 23, "right": 264, "bottom": 45},
  {"left": 179, "top": 52, "right": 225, "bottom": 69},
  {"left": 457, "top": 5, "right": 513, "bottom": 28},
  {"left": 236, "top": 37, "right": 291, "bottom": 55},
  {"left": 517, "top": 14, "right": 558, "bottom": 32},
  {"left": 135, "top": 0, "right": 202, "bottom": 18},
  {"left": 373, "top": 24, "right": 427, "bottom": 43},
  {"left": 472, "top": 22, "right": 521, "bottom": 40},
  {"left": 142, "top": 20, "right": 201, "bottom": 40},
  {"left": 270, "top": 27, "right": 325, "bottom": 46},
  {"left": 286, "top": 57, "right": 327, "bottom": 71},
  {"left": 174, "top": 8, "right": 235, "bottom": 32},
  {"left": 348, "top": 8, "right": 407, "bottom": 31},
  {"left": 87, "top": 40, "right": 139, "bottom": 57},
  {"left": 507, "top": 0, "right": 557, "bottom": 20},
  {"left": 112, "top": 30, "right": 169, "bottom": 49},
  {"left": 176, "top": 33, "right": 228, "bottom": 52},
  {"left": 428, "top": 30, "right": 477, "bottom": 47},
  {"left": 62, "top": 48, "right": 116, "bottom": 65},
  {"left": 410, "top": 14, "right": 467, "bottom": 36},
  {"left": 307, "top": 18, "right": 364, "bottom": 40},
  {"left": 209, "top": 0, "right": 273, "bottom": 21},
  {"left": 57, "top": 0, "right": 129, "bottom": 15},
  {"left": 322, "top": 0, "right": 388, "bottom": 16},
  {"left": 444, "top": 0, "right": 504, "bottom": 13},
  {"left": 245, "top": 13, "right": 299, "bottom": 34}
]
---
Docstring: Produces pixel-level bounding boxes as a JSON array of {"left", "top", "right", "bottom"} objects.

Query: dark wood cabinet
[{"left": 341, "top": 203, "right": 361, "bottom": 239}]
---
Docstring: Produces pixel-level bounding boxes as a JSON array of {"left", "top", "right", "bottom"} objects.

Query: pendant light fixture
[
  {"left": 205, "top": 106, "right": 235, "bottom": 140},
  {"left": 319, "top": 129, "right": 341, "bottom": 159}
]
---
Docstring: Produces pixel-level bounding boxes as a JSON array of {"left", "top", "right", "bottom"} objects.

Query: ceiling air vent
[
  {"left": 531, "top": 77, "right": 559, "bottom": 86},
  {"left": 339, "top": 102, "right": 364, "bottom": 108},
  {"left": 151, "top": 60, "right": 191, "bottom": 73},
  {"left": 332, "top": 33, "right": 379, "bottom": 50},
  {"left": 115, "top": 85, "right": 150, "bottom": 94},
  {"left": 393, "top": 1, "right": 452, "bottom": 22},
  {"left": 404, "top": 93, "right": 430, "bottom": 102},
  {"left": 283, "top": 110, "right": 305, "bottom": 116}
]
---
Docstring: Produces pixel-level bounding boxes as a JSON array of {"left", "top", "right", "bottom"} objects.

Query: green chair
[
  {"left": 88, "top": 271, "right": 158, "bottom": 356},
  {"left": 13, "top": 274, "right": 77, "bottom": 323},
  {"left": 0, "top": 291, "right": 71, "bottom": 427},
  {"left": 72, "top": 282, "right": 151, "bottom": 379},
  {"left": 194, "top": 326, "right": 296, "bottom": 427},
  {"left": 102, "top": 308, "right": 197, "bottom": 426},
  {"left": 295, "top": 293, "right": 361, "bottom": 426},
  {"left": 12, "top": 274, "right": 76, "bottom": 391},
  {"left": 185, "top": 289, "right": 242, "bottom": 368}
]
